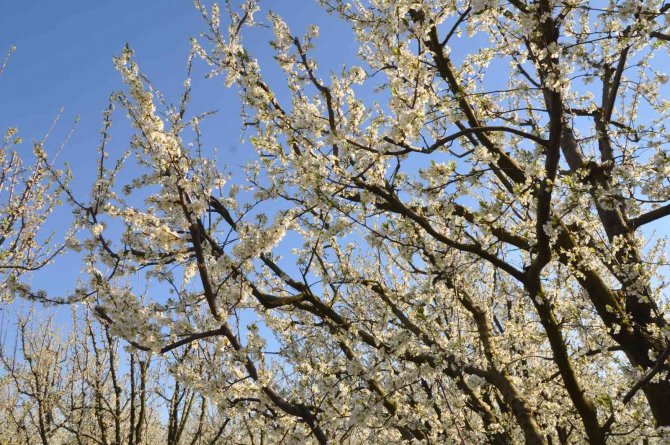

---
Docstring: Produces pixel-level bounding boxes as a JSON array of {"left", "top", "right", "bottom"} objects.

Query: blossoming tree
[
  {"left": 66, "top": 0, "right": 670, "bottom": 443},
  {"left": 0, "top": 309, "right": 231, "bottom": 445}
]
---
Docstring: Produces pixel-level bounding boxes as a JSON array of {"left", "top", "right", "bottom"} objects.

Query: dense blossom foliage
[{"left": 5, "top": 0, "right": 670, "bottom": 443}]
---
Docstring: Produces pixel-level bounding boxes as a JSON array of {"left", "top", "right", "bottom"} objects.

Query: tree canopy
[{"left": 3, "top": 0, "right": 670, "bottom": 443}]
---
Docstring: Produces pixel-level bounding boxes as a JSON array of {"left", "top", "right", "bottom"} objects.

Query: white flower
[{"left": 90, "top": 223, "right": 104, "bottom": 236}]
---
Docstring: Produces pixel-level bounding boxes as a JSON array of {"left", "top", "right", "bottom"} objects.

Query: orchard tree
[
  {"left": 63, "top": 0, "right": 670, "bottom": 443},
  {"left": 0, "top": 309, "right": 232, "bottom": 445}
]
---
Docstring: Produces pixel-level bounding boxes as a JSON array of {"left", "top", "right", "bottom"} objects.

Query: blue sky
[
  {"left": 0, "top": 0, "right": 360, "bottom": 374},
  {"left": 2, "top": 3, "right": 211, "bottom": 305},
  {"left": 1, "top": 1, "right": 354, "bottom": 177},
  {"left": 2, "top": 1, "right": 668, "bottom": 331},
  {"left": 0, "top": 1, "right": 359, "bottom": 301}
]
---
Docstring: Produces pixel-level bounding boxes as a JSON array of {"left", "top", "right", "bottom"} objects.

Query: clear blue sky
[
  {"left": 2, "top": 1, "right": 667, "bottom": 319},
  {"left": 0, "top": 1, "right": 359, "bottom": 302},
  {"left": 1, "top": 1, "right": 357, "bottom": 173}
]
